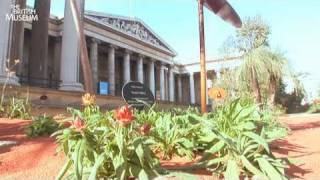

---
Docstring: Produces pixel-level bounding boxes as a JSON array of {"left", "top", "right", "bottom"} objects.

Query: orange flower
[
  {"left": 72, "top": 117, "right": 86, "bottom": 131},
  {"left": 114, "top": 106, "right": 134, "bottom": 126},
  {"left": 140, "top": 123, "right": 151, "bottom": 135},
  {"left": 82, "top": 93, "right": 96, "bottom": 106},
  {"left": 208, "top": 87, "right": 227, "bottom": 101},
  {"left": 314, "top": 99, "right": 320, "bottom": 105}
]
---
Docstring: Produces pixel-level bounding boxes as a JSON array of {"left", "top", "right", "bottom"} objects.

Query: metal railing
[{"left": 18, "top": 75, "right": 61, "bottom": 89}]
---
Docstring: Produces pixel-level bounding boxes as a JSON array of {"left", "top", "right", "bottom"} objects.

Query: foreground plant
[
  {"left": 54, "top": 104, "right": 161, "bottom": 180},
  {"left": 54, "top": 93, "right": 288, "bottom": 179},
  {"left": 194, "top": 98, "right": 288, "bottom": 180},
  {"left": 135, "top": 107, "right": 201, "bottom": 160}
]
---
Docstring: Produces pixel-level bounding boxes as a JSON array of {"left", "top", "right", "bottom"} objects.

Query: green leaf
[
  {"left": 240, "top": 155, "right": 265, "bottom": 178},
  {"left": 243, "top": 132, "right": 270, "bottom": 153},
  {"left": 135, "top": 144, "right": 145, "bottom": 167},
  {"left": 206, "top": 157, "right": 225, "bottom": 167},
  {"left": 88, "top": 153, "right": 105, "bottom": 180},
  {"left": 55, "top": 160, "right": 72, "bottom": 180},
  {"left": 257, "top": 158, "right": 286, "bottom": 180},
  {"left": 200, "top": 140, "right": 225, "bottom": 161},
  {"left": 237, "top": 122, "right": 256, "bottom": 131},
  {"left": 112, "top": 154, "right": 126, "bottom": 180},
  {"left": 138, "top": 169, "right": 149, "bottom": 180},
  {"left": 224, "top": 160, "right": 240, "bottom": 180},
  {"left": 73, "top": 140, "right": 83, "bottom": 180}
]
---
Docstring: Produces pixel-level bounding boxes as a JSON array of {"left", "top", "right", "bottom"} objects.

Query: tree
[{"left": 221, "top": 16, "right": 290, "bottom": 107}]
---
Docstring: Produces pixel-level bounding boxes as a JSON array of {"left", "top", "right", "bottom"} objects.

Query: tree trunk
[
  {"left": 268, "top": 75, "right": 277, "bottom": 105},
  {"left": 250, "top": 68, "right": 262, "bottom": 106}
]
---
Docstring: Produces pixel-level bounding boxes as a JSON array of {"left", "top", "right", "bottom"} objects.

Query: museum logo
[{"left": 6, "top": 5, "right": 38, "bottom": 22}]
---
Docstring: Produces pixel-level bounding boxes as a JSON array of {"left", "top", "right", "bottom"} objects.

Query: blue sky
[{"left": 27, "top": 0, "right": 320, "bottom": 99}]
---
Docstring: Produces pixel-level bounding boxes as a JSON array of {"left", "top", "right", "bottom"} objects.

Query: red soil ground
[{"left": 0, "top": 114, "right": 320, "bottom": 180}]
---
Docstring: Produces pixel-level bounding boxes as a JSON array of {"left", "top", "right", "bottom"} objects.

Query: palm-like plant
[
  {"left": 220, "top": 16, "right": 293, "bottom": 107},
  {"left": 239, "top": 47, "right": 288, "bottom": 105}
]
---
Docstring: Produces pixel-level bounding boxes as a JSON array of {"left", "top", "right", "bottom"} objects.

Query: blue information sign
[{"left": 99, "top": 82, "right": 109, "bottom": 95}]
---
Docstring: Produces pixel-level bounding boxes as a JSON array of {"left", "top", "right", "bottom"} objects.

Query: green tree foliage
[{"left": 220, "top": 16, "right": 303, "bottom": 108}]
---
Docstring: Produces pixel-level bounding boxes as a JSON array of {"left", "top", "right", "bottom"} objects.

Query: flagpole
[{"left": 198, "top": 0, "right": 207, "bottom": 113}]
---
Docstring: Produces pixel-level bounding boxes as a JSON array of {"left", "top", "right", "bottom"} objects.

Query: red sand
[
  {"left": 0, "top": 114, "right": 320, "bottom": 180},
  {"left": 0, "top": 119, "right": 65, "bottom": 180},
  {"left": 273, "top": 114, "right": 320, "bottom": 179}
]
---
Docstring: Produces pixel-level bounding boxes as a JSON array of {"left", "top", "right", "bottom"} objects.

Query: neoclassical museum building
[{"left": 0, "top": 0, "right": 240, "bottom": 106}]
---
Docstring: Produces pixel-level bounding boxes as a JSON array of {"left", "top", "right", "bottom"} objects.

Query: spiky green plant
[{"left": 192, "top": 98, "right": 288, "bottom": 180}]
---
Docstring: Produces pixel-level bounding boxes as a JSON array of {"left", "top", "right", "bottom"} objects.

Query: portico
[{"left": 0, "top": 0, "right": 240, "bottom": 106}]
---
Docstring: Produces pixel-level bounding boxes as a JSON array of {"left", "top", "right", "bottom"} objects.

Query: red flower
[
  {"left": 114, "top": 106, "right": 134, "bottom": 125},
  {"left": 72, "top": 117, "right": 86, "bottom": 131},
  {"left": 140, "top": 124, "right": 151, "bottom": 135}
]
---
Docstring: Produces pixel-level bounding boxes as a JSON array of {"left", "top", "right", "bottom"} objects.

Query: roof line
[{"left": 85, "top": 10, "right": 177, "bottom": 56}]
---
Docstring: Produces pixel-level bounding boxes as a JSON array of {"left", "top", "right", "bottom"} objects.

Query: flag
[{"left": 204, "top": 0, "right": 242, "bottom": 28}]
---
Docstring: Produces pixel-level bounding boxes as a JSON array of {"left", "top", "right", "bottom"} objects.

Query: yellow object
[
  {"left": 82, "top": 93, "right": 96, "bottom": 106},
  {"left": 208, "top": 87, "right": 227, "bottom": 101}
]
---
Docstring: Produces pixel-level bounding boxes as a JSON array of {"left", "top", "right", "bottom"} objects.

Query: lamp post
[{"left": 197, "top": 0, "right": 242, "bottom": 113}]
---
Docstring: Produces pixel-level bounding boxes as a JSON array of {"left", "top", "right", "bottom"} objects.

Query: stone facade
[{"left": 0, "top": 1, "right": 241, "bottom": 105}]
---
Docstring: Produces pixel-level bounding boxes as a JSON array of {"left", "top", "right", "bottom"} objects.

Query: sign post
[{"left": 122, "top": 81, "right": 155, "bottom": 110}]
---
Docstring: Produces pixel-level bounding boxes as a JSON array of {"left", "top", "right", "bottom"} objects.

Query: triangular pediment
[{"left": 85, "top": 11, "right": 176, "bottom": 56}]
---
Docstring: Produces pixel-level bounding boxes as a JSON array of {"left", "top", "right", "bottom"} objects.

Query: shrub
[
  {"left": 134, "top": 106, "right": 202, "bottom": 160},
  {"left": 54, "top": 98, "right": 161, "bottom": 180},
  {"left": 192, "top": 98, "right": 288, "bottom": 180},
  {"left": 260, "top": 108, "right": 289, "bottom": 142},
  {"left": 54, "top": 94, "right": 288, "bottom": 180},
  {"left": 5, "top": 96, "right": 32, "bottom": 119},
  {"left": 0, "top": 59, "right": 31, "bottom": 119},
  {"left": 25, "top": 115, "right": 60, "bottom": 138},
  {"left": 307, "top": 99, "right": 320, "bottom": 113}
]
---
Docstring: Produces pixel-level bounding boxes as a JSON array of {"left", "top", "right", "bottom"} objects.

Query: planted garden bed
[
  {"left": 1, "top": 113, "right": 320, "bottom": 179},
  {"left": 0, "top": 91, "right": 292, "bottom": 180}
]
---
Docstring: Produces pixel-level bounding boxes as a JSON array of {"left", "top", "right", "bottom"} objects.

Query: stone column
[
  {"left": 189, "top": 72, "right": 195, "bottom": 104},
  {"left": 159, "top": 64, "right": 166, "bottom": 100},
  {"left": 90, "top": 38, "right": 99, "bottom": 93},
  {"left": 137, "top": 55, "right": 144, "bottom": 83},
  {"left": 169, "top": 65, "right": 175, "bottom": 102},
  {"left": 108, "top": 45, "right": 116, "bottom": 95},
  {"left": 10, "top": 0, "right": 26, "bottom": 71},
  {"left": 53, "top": 37, "right": 62, "bottom": 83},
  {"left": 165, "top": 69, "right": 169, "bottom": 100},
  {"left": 216, "top": 70, "right": 221, "bottom": 80},
  {"left": 0, "top": 0, "right": 20, "bottom": 85},
  {"left": 148, "top": 59, "right": 155, "bottom": 95},
  {"left": 28, "top": 0, "right": 51, "bottom": 84},
  {"left": 59, "top": 0, "right": 84, "bottom": 91},
  {"left": 177, "top": 75, "right": 182, "bottom": 103},
  {"left": 123, "top": 50, "right": 131, "bottom": 84}
]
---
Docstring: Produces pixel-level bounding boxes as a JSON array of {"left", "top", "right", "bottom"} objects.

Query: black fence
[{"left": 18, "top": 76, "right": 61, "bottom": 89}]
